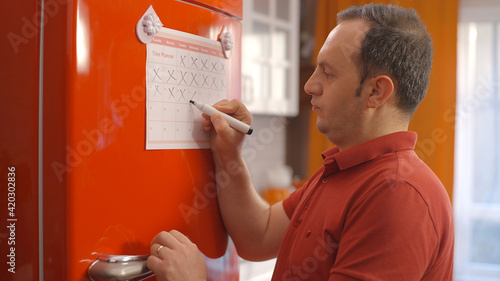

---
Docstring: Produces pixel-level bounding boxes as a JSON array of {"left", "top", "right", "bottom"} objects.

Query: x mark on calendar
[{"left": 145, "top": 27, "right": 228, "bottom": 150}]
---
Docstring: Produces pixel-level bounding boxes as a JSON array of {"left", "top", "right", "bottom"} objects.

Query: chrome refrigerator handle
[{"left": 88, "top": 254, "right": 154, "bottom": 281}]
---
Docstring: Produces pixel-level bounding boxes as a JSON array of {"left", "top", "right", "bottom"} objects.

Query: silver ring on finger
[{"left": 155, "top": 245, "right": 164, "bottom": 257}]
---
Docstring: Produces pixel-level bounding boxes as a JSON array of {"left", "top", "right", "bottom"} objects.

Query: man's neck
[{"left": 336, "top": 125, "right": 409, "bottom": 152}]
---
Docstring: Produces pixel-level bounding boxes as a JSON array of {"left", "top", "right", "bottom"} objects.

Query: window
[{"left": 454, "top": 1, "right": 500, "bottom": 280}]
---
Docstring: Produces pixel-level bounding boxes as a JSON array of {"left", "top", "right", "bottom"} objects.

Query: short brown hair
[{"left": 338, "top": 4, "right": 433, "bottom": 115}]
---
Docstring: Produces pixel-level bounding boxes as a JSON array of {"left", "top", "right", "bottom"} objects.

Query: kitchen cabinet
[{"left": 242, "top": 0, "right": 300, "bottom": 116}]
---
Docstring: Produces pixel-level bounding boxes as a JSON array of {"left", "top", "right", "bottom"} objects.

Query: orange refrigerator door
[
  {"left": 1, "top": 0, "right": 242, "bottom": 280},
  {"left": 0, "top": 1, "right": 41, "bottom": 280}
]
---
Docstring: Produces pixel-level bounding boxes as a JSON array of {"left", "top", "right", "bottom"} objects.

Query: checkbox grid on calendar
[{"left": 146, "top": 27, "right": 228, "bottom": 150}]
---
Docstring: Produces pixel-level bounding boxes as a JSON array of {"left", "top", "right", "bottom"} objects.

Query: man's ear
[{"left": 366, "top": 75, "right": 395, "bottom": 108}]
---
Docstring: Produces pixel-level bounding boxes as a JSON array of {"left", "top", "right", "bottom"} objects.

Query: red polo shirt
[{"left": 272, "top": 131, "right": 454, "bottom": 281}]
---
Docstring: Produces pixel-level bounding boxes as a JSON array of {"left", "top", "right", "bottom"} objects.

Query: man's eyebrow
[
  {"left": 318, "top": 61, "right": 334, "bottom": 70},
  {"left": 317, "top": 61, "right": 326, "bottom": 68}
]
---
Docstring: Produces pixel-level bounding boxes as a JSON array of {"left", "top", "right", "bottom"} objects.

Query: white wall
[{"left": 242, "top": 115, "right": 289, "bottom": 192}]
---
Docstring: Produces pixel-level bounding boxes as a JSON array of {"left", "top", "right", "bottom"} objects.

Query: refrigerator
[{"left": 1, "top": 0, "right": 242, "bottom": 280}]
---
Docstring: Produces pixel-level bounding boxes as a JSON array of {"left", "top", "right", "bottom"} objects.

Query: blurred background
[{"left": 240, "top": 0, "right": 500, "bottom": 280}]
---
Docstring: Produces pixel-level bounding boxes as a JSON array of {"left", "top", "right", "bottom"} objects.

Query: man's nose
[{"left": 304, "top": 71, "right": 321, "bottom": 96}]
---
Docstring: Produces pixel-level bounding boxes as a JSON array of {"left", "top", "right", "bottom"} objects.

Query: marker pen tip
[{"left": 189, "top": 100, "right": 195, "bottom": 104}]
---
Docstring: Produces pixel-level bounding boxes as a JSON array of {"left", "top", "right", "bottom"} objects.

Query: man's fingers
[
  {"left": 151, "top": 231, "right": 181, "bottom": 250},
  {"left": 151, "top": 230, "right": 195, "bottom": 252},
  {"left": 169, "top": 230, "right": 194, "bottom": 245},
  {"left": 211, "top": 113, "right": 230, "bottom": 134},
  {"left": 212, "top": 99, "right": 252, "bottom": 125}
]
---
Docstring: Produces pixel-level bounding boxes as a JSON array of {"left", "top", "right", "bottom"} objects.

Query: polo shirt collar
[{"left": 322, "top": 131, "right": 417, "bottom": 171}]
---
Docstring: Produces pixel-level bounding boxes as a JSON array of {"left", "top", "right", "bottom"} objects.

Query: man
[{"left": 147, "top": 4, "right": 454, "bottom": 280}]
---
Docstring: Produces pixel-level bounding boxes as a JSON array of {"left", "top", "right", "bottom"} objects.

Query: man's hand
[
  {"left": 147, "top": 230, "right": 207, "bottom": 281},
  {"left": 202, "top": 99, "right": 253, "bottom": 161}
]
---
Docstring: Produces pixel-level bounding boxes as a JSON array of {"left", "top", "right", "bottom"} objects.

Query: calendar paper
[{"left": 146, "top": 27, "right": 228, "bottom": 150}]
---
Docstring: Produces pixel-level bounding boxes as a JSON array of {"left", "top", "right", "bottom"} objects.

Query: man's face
[{"left": 304, "top": 19, "right": 371, "bottom": 148}]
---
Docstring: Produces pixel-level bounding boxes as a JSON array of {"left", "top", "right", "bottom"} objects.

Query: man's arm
[{"left": 204, "top": 99, "right": 290, "bottom": 261}]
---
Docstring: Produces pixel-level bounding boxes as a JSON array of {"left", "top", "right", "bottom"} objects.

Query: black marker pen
[{"left": 190, "top": 100, "right": 253, "bottom": 135}]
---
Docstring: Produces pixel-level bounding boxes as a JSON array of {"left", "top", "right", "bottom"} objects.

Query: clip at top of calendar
[
  {"left": 136, "top": 5, "right": 163, "bottom": 44},
  {"left": 219, "top": 26, "right": 233, "bottom": 59}
]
